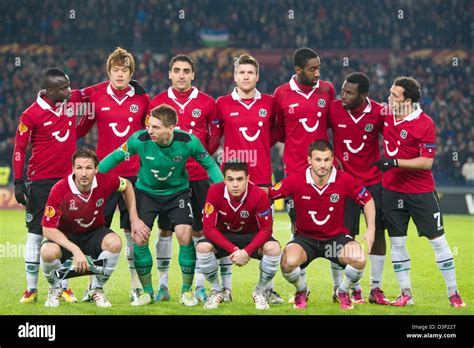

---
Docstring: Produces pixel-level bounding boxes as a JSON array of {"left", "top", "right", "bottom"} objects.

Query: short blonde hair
[
  {"left": 234, "top": 54, "right": 259, "bottom": 74},
  {"left": 150, "top": 104, "right": 177, "bottom": 127},
  {"left": 106, "top": 47, "right": 135, "bottom": 75}
]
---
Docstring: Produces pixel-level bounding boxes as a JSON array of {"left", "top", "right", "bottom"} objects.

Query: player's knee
[
  {"left": 280, "top": 252, "right": 298, "bottom": 274},
  {"left": 262, "top": 241, "right": 281, "bottom": 256},
  {"left": 102, "top": 233, "right": 122, "bottom": 253},
  {"left": 40, "top": 243, "right": 61, "bottom": 262},
  {"left": 196, "top": 241, "right": 213, "bottom": 253}
]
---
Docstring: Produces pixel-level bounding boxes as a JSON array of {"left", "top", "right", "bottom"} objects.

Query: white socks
[
  {"left": 25, "top": 233, "right": 42, "bottom": 290},
  {"left": 155, "top": 236, "right": 172, "bottom": 289},
  {"left": 430, "top": 235, "right": 458, "bottom": 296}
]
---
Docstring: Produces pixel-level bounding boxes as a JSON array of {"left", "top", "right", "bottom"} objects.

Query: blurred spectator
[{"left": 462, "top": 158, "right": 474, "bottom": 186}]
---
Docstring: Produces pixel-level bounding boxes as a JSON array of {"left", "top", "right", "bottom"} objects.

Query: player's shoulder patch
[
  {"left": 117, "top": 176, "right": 127, "bottom": 192},
  {"left": 204, "top": 202, "right": 214, "bottom": 215},
  {"left": 18, "top": 121, "right": 29, "bottom": 134},
  {"left": 273, "top": 182, "right": 283, "bottom": 191},
  {"left": 44, "top": 206, "right": 56, "bottom": 218},
  {"left": 258, "top": 208, "right": 272, "bottom": 218}
]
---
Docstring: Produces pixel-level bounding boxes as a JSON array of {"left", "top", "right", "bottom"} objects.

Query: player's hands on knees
[
  {"left": 14, "top": 179, "right": 28, "bottom": 206},
  {"left": 72, "top": 249, "right": 90, "bottom": 273},
  {"left": 131, "top": 219, "right": 151, "bottom": 246},
  {"left": 229, "top": 249, "right": 250, "bottom": 267},
  {"left": 362, "top": 227, "right": 375, "bottom": 254}
]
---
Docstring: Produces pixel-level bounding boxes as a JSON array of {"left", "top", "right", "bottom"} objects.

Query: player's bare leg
[
  {"left": 155, "top": 229, "right": 172, "bottom": 302},
  {"left": 175, "top": 224, "right": 198, "bottom": 306},
  {"left": 337, "top": 241, "right": 367, "bottom": 310},
  {"left": 281, "top": 243, "right": 309, "bottom": 309}
]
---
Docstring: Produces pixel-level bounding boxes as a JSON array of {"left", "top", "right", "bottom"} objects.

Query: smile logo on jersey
[
  {"left": 365, "top": 123, "right": 374, "bottom": 132},
  {"left": 130, "top": 104, "right": 138, "bottom": 113},
  {"left": 258, "top": 109, "right": 267, "bottom": 117},
  {"left": 400, "top": 130, "right": 408, "bottom": 139},
  {"left": 44, "top": 206, "right": 56, "bottom": 218},
  {"left": 18, "top": 122, "right": 29, "bottom": 135},
  {"left": 273, "top": 182, "right": 282, "bottom": 191},
  {"left": 173, "top": 155, "right": 183, "bottom": 162},
  {"left": 192, "top": 109, "right": 202, "bottom": 118},
  {"left": 96, "top": 198, "right": 104, "bottom": 207},
  {"left": 318, "top": 98, "right": 326, "bottom": 108},
  {"left": 240, "top": 210, "right": 250, "bottom": 218},
  {"left": 204, "top": 202, "right": 214, "bottom": 215},
  {"left": 330, "top": 193, "right": 339, "bottom": 203}
]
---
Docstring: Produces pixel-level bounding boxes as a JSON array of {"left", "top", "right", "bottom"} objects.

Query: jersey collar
[
  {"left": 36, "top": 90, "right": 64, "bottom": 117},
  {"left": 167, "top": 86, "right": 199, "bottom": 111},
  {"left": 393, "top": 106, "right": 423, "bottom": 126},
  {"left": 346, "top": 97, "right": 372, "bottom": 124},
  {"left": 224, "top": 184, "right": 249, "bottom": 212},
  {"left": 68, "top": 173, "right": 98, "bottom": 203},
  {"left": 231, "top": 88, "right": 261, "bottom": 110},
  {"left": 107, "top": 83, "right": 135, "bottom": 105},
  {"left": 289, "top": 75, "right": 320, "bottom": 100},
  {"left": 305, "top": 165, "right": 337, "bottom": 195}
]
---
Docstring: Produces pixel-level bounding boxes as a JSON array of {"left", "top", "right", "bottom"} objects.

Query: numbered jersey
[
  {"left": 274, "top": 76, "right": 335, "bottom": 176},
  {"left": 76, "top": 84, "right": 149, "bottom": 177},
  {"left": 42, "top": 173, "right": 124, "bottom": 235},
  {"left": 148, "top": 87, "right": 217, "bottom": 181},
  {"left": 269, "top": 167, "right": 372, "bottom": 240},
  {"left": 382, "top": 108, "right": 436, "bottom": 193},
  {"left": 329, "top": 98, "right": 384, "bottom": 186},
  {"left": 216, "top": 89, "right": 276, "bottom": 186}
]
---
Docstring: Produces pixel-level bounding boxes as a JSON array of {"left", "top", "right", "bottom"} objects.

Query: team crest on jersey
[
  {"left": 65, "top": 107, "right": 74, "bottom": 117},
  {"left": 258, "top": 109, "right": 267, "bottom": 117},
  {"left": 365, "top": 123, "right": 374, "bottom": 132},
  {"left": 18, "top": 122, "right": 29, "bottom": 135},
  {"left": 96, "top": 198, "right": 104, "bottom": 207},
  {"left": 192, "top": 109, "right": 202, "bottom": 118},
  {"left": 44, "top": 206, "right": 56, "bottom": 218},
  {"left": 400, "top": 130, "right": 408, "bottom": 139},
  {"left": 173, "top": 155, "right": 183, "bottom": 162},
  {"left": 25, "top": 213, "right": 33, "bottom": 223},
  {"left": 69, "top": 199, "right": 78, "bottom": 211},
  {"left": 318, "top": 98, "right": 326, "bottom": 108},
  {"left": 130, "top": 104, "right": 138, "bottom": 113},
  {"left": 240, "top": 210, "right": 250, "bottom": 218},
  {"left": 204, "top": 202, "right": 214, "bottom": 215},
  {"left": 273, "top": 182, "right": 282, "bottom": 191},
  {"left": 330, "top": 193, "right": 339, "bottom": 203}
]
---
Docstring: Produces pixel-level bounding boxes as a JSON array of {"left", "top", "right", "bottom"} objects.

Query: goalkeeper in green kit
[{"left": 99, "top": 104, "right": 224, "bottom": 306}]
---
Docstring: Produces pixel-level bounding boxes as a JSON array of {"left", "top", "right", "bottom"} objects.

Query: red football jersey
[
  {"left": 76, "top": 84, "right": 149, "bottom": 177},
  {"left": 269, "top": 167, "right": 372, "bottom": 240},
  {"left": 148, "top": 87, "right": 217, "bottom": 181},
  {"left": 13, "top": 84, "right": 104, "bottom": 181},
  {"left": 274, "top": 76, "right": 335, "bottom": 176},
  {"left": 203, "top": 182, "right": 273, "bottom": 255},
  {"left": 42, "top": 173, "right": 124, "bottom": 235},
  {"left": 215, "top": 89, "right": 276, "bottom": 186},
  {"left": 329, "top": 98, "right": 384, "bottom": 186},
  {"left": 382, "top": 108, "right": 436, "bottom": 193}
]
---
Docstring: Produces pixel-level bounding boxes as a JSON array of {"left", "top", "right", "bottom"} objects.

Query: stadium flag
[{"left": 199, "top": 29, "right": 230, "bottom": 47}]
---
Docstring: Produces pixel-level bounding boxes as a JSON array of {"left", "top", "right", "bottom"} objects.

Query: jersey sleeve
[
  {"left": 243, "top": 190, "right": 273, "bottom": 255},
  {"left": 12, "top": 113, "right": 34, "bottom": 180},
  {"left": 202, "top": 186, "right": 238, "bottom": 253},
  {"left": 98, "top": 132, "right": 139, "bottom": 173},
  {"left": 189, "top": 135, "right": 224, "bottom": 183},
  {"left": 346, "top": 175, "right": 372, "bottom": 206},
  {"left": 268, "top": 175, "right": 294, "bottom": 200},
  {"left": 41, "top": 185, "right": 63, "bottom": 229},
  {"left": 419, "top": 120, "right": 436, "bottom": 158},
  {"left": 273, "top": 88, "right": 286, "bottom": 143}
]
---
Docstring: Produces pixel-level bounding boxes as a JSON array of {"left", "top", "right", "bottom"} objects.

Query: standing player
[
  {"left": 214, "top": 54, "right": 283, "bottom": 304},
  {"left": 13, "top": 68, "right": 106, "bottom": 304},
  {"left": 147, "top": 55, "right": 222, "bottom": 303},
  {"left": 269, "top": 140, "right": 376, "bottom": 310},
  {"left": 40, "top": 148, "right": 149, "bottom": 307},
  {"left": 328, "top": 72, "right": 389, "bottom": 305},
  {"left": 273, "top": 47, "right": 335, "bottom": 294},
  {"left": 374, "top": 76, "right": 465, "bottom": 307},
  {"left": 196, "top": 162, "right": 281, "bottom": 310},
  {"left": 76, "top": 47, "right": 150, "bottom": 305},
  {"left": 98, "top": 104, "right": 224, "bottom": 306}
]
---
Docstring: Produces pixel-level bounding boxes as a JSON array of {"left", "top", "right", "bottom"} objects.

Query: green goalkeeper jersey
[{"left": 98, "top": 129, "right": 223, "bottom": 196}]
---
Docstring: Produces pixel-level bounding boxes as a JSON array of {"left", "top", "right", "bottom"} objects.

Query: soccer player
[
  {"left": 214, "top": 53, "right": 283, "bottom": 304},
  {"left": 13, "top": 68, "right": 107, "bottom": 304},
  {"left": 98, "top": 104, "right": 224, "bottom": 306},
  {"left": 76, "top": 47, "right": 150, "bottom": 305},
  {"left": 374, "top": 76, "right": 465, "bottom": 307},
  {"left": 147, "top": 54, "right": 222, "bottom": 303},
  {"left": 269, "top": 140, "right": 376, "bottom": 310},
  {"left": 196, "top": 161, "right": 281, "bottom": 310},
  {"left": 40, "top": 148, "right": 150, "bottom": 307},
  {"left": 273, "top": 47, "right": 335, "bottom": 295},
  {"left": 328, "top": 72, "right": 389, "bottom": 305}
]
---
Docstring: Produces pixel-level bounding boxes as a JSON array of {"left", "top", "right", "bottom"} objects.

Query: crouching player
[
  {"left": 40, "top": 148, "right": 150, "bottom": 307},
  {"left": 196, "top": 162, "right": 281, "bottom": 310},
  {"left": 268, "top": 140, "right": 375, "bottom": 310}
]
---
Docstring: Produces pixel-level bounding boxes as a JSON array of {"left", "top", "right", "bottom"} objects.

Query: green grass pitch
[{"left": 0, "top": 210, "right": 472, "bottom": 315}]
